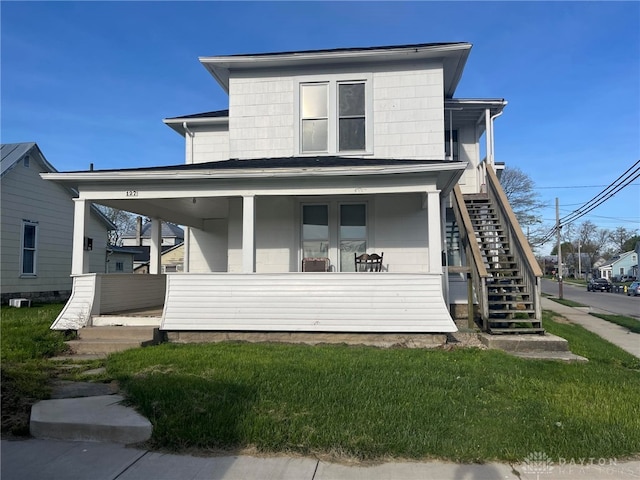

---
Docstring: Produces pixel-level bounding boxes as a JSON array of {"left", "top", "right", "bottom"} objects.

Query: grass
[
  {"left": 589, "top": 313, "right": 640, "bottom": 334},
  {"left": 1, "top": 304, "right": 69, "bottom": 435},
  {"left": 3, "top": 303, "right": 639, "bottom": 462},
  {"left": 106, "top": 312, "right": 640, "bottom": 463}
]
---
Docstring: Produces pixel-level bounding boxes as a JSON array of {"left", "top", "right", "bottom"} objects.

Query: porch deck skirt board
[{"left": 161, "top": 273, "right": 456, "bottom": 333}]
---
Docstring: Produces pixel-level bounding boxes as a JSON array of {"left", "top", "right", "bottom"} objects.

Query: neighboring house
[
  {"left": 599, "top": 250, "right": 638, "bottom": 281},
  {"left": 134, "top": 243, "right": 185, "bottom": 274},
  {"left": 106, "top": 246, "right": 138, "bottom": 274},
  {"left": 1, "top": 143, "right": 115, "bottom": 303},
  {"left": 45, "top": 42, "right": 542, "bottom": 336},
  {"left": 121, "top": 220, "right": 184, "bottom": 270}
]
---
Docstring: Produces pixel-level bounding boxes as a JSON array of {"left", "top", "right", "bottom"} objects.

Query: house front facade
[
  {"left": 599, "top": 250, "right": 639, "bottom": 281},
  {"left": 44, "top": 42, "right": 541, "bottom": 336}
]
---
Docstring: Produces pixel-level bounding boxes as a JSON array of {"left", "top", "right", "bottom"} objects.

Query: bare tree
[
  {"left": 609, "top": 226, "right": 639, "bottom": 252},
  {"left": 98, "top": 206, "right": 137, "bottom": 246},
  {"left": 575, "top": 220, "right": 611, "bottom": 274},
  {"left": 499, "top": 166, "right": 545, "bottom": 229}
]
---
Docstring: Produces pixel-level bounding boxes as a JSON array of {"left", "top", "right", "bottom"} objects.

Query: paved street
[{"left": 541, "top": 278, "right": 640, "bottom": 319}]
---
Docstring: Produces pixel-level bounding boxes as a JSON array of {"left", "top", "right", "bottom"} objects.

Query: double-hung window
[
  {"left": 21, "top": 221, "right": 38, "bottom": 276},
  {"left": 298, "top": 75, "right": 371, "bottom": 155}
]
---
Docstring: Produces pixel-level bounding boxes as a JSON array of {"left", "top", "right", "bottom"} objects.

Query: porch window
[
  {"left": 301, "top": 202, "right": 367, "bottom": 272},
  {"left": 21, "top": 221, "right": 38, "bottom": 276},
  {"left": 302, "top": 205, "right": 329, "bottom": 259},
  {"left": 339, "top": 204, "right": 367, "bottom": 272}
]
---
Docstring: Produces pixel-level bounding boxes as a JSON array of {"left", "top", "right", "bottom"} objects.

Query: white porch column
[
  {"left": 242, "top": 195, "right": 255, "bottom": 273},
  {"left": 427, "top": 191, "right": 443, "bottom": 275},
  {"left": 71, "top": 199, "right": 90, "bottom": 275},
  {"left": 149, "top": 218, "right": 162, "bottom": 274}
]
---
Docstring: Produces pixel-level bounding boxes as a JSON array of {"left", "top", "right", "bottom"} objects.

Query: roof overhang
[
  {"left": 163, "top": 115, "right": 229, "bottom": 137},
  {"left": 200, "top": 42, "right": 472, "bottom": 98},
  {"left": 445, "top": 99, "right": 507, "bottom": 131}
]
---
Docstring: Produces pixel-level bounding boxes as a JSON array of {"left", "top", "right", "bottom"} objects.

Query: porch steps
[
  {"left": 66, "top": 326, "right": 159, "bottom": 356},
  {"left": 463, "top": 194, "right": 544, "bottom": 335}
]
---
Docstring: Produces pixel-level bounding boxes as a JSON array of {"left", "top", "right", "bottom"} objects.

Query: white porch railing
[
  {"left": 51, "top": 274, "right": 167, "bottom": 330},
  {"left": 161, "top": 273, "right": 456, "bottom": 333}
]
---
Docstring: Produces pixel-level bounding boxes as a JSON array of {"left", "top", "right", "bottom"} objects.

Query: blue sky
[{"left": 2, "top": 1, "right": 639, "bottom": 253}]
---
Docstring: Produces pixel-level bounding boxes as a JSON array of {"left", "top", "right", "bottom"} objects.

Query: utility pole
[
  {"left": 556, "top": 198, "right": 563, "bottom": 299},
  {"left": 578, "top": 241, "right": 582, "bottom": 280}
]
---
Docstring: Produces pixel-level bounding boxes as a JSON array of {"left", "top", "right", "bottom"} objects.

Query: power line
[
  {"left": 532, "top": 159, "right": 640, "bottom": 246},
  {"left": 536, "top": 183, "right": 640, "bottom": 190}
]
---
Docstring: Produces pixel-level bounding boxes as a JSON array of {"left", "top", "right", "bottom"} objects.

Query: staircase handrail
[
  {"left": 485, "top": 165, "right": 542, "bottom": 321},
  {"left": 452, "top": 185, "right": 490, "bottom": 327},
  {"left": 485, "top": 167, "right": 543, "bottom": 277}
]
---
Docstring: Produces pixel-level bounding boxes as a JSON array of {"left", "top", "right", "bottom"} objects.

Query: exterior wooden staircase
[{"left": 452, "top": 165, "right": 543, "bottom": 335}]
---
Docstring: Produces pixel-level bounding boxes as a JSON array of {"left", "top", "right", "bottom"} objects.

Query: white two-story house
[{"left": 45, "top": 42, "right": 542, "bottom": 337}]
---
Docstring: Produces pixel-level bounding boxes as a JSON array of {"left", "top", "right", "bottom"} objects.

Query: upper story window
[{"left": 297, "top": 75, "right": 371, "bottom": 155}]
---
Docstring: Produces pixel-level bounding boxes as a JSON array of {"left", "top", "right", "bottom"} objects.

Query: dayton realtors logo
[
  {"left": 521, "top": 452, "right": 637, "bottom": 478},
  {"left": 522, "top": 451, "right": 554, "bottom": 479}
]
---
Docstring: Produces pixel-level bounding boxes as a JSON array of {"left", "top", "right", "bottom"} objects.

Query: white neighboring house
[
  {"left": 106, "top": 246, "right": 138, "bottom": 274},
  {"left": 44, "top": 42, "right": 542, "bottom": 336},
  {"left": 1, "top": 143, "right": 115, "bottom": 304}
]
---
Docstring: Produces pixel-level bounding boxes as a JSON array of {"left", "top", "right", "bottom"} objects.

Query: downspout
[
  {"left": 488, "top": 109, "right": 505, "bottom": 172},
  {"left": 183, "top": 122, "right": 194, "bottom": 165},
  {"left": 182, "top": 121, "right": 194, "bottom": 273}
]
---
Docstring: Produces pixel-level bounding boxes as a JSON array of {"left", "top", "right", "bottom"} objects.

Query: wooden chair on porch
[{"left": 354, "top": 252, "right": 384, "bottom": 272}]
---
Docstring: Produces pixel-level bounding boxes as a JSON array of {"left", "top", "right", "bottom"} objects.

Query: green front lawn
[
  {"left": 107, "top": 312, "right": 640, "bottom": 462},
  {"left": 1, "top": 304, "right": 69, "bottom": 435}
]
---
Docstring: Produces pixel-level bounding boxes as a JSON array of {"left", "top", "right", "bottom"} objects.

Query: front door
[{"left": 301, "top": 202, "right": 367, "bottom": 272}]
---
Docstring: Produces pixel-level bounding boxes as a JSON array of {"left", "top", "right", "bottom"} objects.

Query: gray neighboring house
[
  {"left": 120, "top": 221, "right": 184, "bottom": 271},
  {"left": 1, "top": 143, "right": 115, "bottom": 304}
]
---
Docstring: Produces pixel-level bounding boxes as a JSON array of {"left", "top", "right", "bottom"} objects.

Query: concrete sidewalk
[
  {"left": 3, "top": 438, "right": 639, "bottom": 480},
  {"left": 541, "top": 297, "right": 640, "bottom": 358}
]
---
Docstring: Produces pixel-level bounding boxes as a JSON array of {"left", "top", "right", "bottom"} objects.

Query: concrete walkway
[
  {"left": 3, "top": 438, "right": 639, "bottom": 480},
  {"left": 541, "top": 297, "right": 640, "bottom": 358}
]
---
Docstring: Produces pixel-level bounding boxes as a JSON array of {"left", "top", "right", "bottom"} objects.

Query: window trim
[
  {"left": 20, "top": 220, "right": 38, "bottom": 277},
  {"left": 295, "top": 73, "right": 373, "bottom": 156}
]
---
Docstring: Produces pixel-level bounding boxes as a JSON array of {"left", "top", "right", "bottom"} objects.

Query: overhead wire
[{"left": 532, "top": 159, "right": 640, "bottom": 247}]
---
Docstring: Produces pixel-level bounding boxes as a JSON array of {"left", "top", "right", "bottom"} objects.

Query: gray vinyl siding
[{"left": 1, "top": 157, "right": 109, "bottom": 299}]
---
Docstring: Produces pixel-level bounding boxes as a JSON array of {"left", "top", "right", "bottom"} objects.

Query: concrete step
[
  {"left": 79, "top": 326, "right": 156, "bottom": 341},
  {"left": 30, "top": 395, "right": 152, "bottom": 444},
  {"left": 479, "top": 332, "right": 568, "bottom": 352},
  {"left": 66, "top": 340, "right": 145, "bottom": 355}
]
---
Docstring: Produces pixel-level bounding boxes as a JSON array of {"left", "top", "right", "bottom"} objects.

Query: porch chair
[
  {"left": 302, "top": 257, "right": 330, "bottom": 272},
  {"left": 354, "top": 252, "right": 384, "bottom": 272}
]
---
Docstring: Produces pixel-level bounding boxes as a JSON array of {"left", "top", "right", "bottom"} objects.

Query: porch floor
[{"left": 102, "top": 306, "right": 164, "bottom": 317}]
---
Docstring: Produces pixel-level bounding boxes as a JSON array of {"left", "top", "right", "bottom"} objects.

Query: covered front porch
[{"left": 44, "top": 158, "right": 466, "bottom": 334}]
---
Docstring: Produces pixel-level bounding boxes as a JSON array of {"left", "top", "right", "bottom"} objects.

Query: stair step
[
  {"left": 487, "top": 327, "right": 545, "bottom": 335},
  {"left": 79, "top": 326, "right": 156, "bottom": 341},
  {"left": 66, "top": 339, "right": 146, "bottom": 355}
]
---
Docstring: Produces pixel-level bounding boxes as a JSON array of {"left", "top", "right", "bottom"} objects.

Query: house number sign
[{"left": 126, "top": 190, "right": 139, "bottom": 197}]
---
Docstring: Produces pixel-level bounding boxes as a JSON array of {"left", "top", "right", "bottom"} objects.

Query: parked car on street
[
  {"left": 627, "top": 282, "right": 640, "bottom": 296},
  {"left": 587, "top": 278, "right": 612, "bottom": 292}
]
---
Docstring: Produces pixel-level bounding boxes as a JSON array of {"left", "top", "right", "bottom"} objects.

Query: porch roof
[
  {"left": 42, "top": 157, "right": 466, "bottom": 229},
  {"left": 42, "top": 157, "right": 466, "bottom": 192}
]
